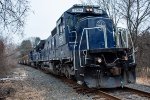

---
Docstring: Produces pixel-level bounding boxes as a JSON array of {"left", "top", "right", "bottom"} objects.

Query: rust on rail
[{"left": 93, "top": 90, "right": 121, "bottom": 100}]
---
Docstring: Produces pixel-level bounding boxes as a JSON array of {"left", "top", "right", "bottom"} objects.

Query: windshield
[
  {"left": 66, "top": 13, "right": 102, "bottom": 30},
  {"left": 76, "top": 13, "right": 101, "bottom": 22}
]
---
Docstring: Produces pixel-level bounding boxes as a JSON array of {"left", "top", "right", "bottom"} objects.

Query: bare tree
[
  {"left": 19, "top": 39, "right": 32, "bottom": 57},
  {"left": 96, "top": 0, "right": 121, "bottom": 27},
  {"left": 0, "top": 0, "right": 29, "bottom": 76},
  {"left": 0, "top": 0, "right": 29, "bottom": 35},
  {"left": 0, "top": 39, "right": 5, "bottom": 66},
  {"left": 136, "top": 29, "right": 150, "bottom": 77},
  {"left": 83, "top": 0, "right": 150, "bottom": 45},
  {"left": 118, "top": 0, "right": 150, "bottom": 45},
  {"left": 29, "top": 37, "right": 41, "bottom": 48},
  {"left": 84, "top": 0, "right": 121, "bottom": 27}
]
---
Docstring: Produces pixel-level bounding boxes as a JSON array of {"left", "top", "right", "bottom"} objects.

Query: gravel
[
  {"left": 108, "top": 89, "right": 149, "bottom": 100},
  {"left": 126, "top": 83, "right": 150, "bottom": 93},
  {"left": 11, "top": 64, "right": 93, "bottom": 100},
  {"left": 1, "top": 64, "right": 150, "bottom": 100}
]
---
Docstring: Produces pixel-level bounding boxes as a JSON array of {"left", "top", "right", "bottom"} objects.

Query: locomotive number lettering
[
  {"left": 72, "top": 8, "right": 83, "bottom": 13},
  {"left": 94, "top": 9, "right": 103, "bottom": 14}
]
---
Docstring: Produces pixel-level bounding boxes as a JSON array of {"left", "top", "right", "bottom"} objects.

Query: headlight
[
  {"left": 86, "top": 8, "right": 93, "bottom": 12},
  {"left": 89, "top": 8, "right": 93, "bottom": 12},
  {"left": 97, "top": 57, "right": 102, "bottom": 63},
  {"left": 86, "top": 8, "right": 90, "bottom": 11}
]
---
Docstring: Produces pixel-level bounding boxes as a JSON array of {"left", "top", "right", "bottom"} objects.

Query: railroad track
[
  {"left": 60, "top": 77, "right": 120, "bottom": 100},
  {"left": 123, "top": 87, "right": 150, "bottom": 98},
  {"left": 99, "top": 86, "right": 150, "bottom": 100},
  {"left": 75, "top": 85, "right": 150, "bottom": 100},
  {"left": 33, "top": 66, "right": 150, "bottom": 100},
  {"left": 60, "top": 77, "right": 150, "bottom": 100}
]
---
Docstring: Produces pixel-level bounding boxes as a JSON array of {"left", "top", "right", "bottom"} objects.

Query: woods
[
  {"left": 0, "top": 0, "right": 29, "bottom": 35},
  {"left": 0, "top": 0, "right": 29, "bottom": 76},
  {"left": 18, "top": 37, "right": 41, "bottom": 58}
]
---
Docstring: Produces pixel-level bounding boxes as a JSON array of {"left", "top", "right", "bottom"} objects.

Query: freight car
[{"left": 21, "top": 4, "right": 136, "bottom": 88}]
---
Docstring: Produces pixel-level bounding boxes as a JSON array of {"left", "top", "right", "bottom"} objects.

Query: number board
[
  {"left": 72, "top": 8, "right": 83, "bottom": 13},
  {"left": 94, "top": 9, "right": 103, "bottom": 14}
]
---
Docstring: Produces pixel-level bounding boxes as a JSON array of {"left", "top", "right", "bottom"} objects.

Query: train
[{"left": 19, "top": 4, "right": 136, "bottom": 88}]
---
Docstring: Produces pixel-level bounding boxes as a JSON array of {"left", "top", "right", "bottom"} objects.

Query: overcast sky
[
  {"left": 22, "top": 0, "right": 81, "bottom": 41},
  {"left": 16, "top": 0, "right": 125, "bottom": 44}
]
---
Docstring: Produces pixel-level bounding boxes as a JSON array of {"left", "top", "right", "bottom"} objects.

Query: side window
[
  {"left": 47, "top": 41, "right": 49, "bottom": 53},
  {"left": 59, "top": 24, "right": 63, "bottom": 33},
  {"left": 49, "top": 40, "right": 51, "bottom": 49},
  {"left": 51, "top": 39, "right": 52, "bottom": 49},
  {"left": 48, "top": 41, "right": 49, "bottom": 48},
  {"left": 69, "top": 32, "right": 76, "bottom": 42},
  {"left": 58, "top": 18, "right": 64, "bottom": 35},
  {"left": 67, "top": 16, "right": 73, "bottom": 29},
  {"left": 47, "top": 45, "right": 48, "bottom": 54},
  {"left": 52, "top": 37, "right": 56, "bottom": 48},
  {"left": 52, "top": 38, "right": 54, "bottom": 48}
]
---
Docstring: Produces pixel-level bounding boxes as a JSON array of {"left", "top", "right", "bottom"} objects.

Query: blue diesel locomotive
[{"left": 28, "top": 4, "right": 136, "bottom": 88}]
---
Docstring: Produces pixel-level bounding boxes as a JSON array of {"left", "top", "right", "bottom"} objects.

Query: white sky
[{"left": 22, "top": 0, "right": 81, "bottom": 41}]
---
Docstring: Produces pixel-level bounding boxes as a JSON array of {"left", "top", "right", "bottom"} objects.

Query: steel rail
[
  {"left": 124, "top": 87, "right": 150, "bottom": 98},
  {"left": 63, "top": 78, "right": 121, "bottom": 100},
  {"left": 29, "top": 65, "right": 150, "bottom": 100},
  {"left": 93, "top": 90, "right": 121, "bottom": 100}
]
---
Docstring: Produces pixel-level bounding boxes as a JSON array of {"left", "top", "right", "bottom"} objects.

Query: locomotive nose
[
  {"left": 78, "top": 18, "right": 115, "bottom": 50},
  {"left": 77, "top": 17, "right": 115, "bottom": 49}
]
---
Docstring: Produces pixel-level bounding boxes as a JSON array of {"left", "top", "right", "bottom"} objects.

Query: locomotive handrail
[
  {"left": 79, "top": 26, "right": 107, "bottom": 67},
  {"left": 67, "top": 25, "right": 78, "bottom": 72},
  {"left": 116, "top": 28, "right": 129, "bottom": 48},
  {"left": 71, "top": 31, "right": 78, "bottom": 73},
  {"left": 128, "top": 31, "right": 135, "bottom": 63},
  {"left": 116, "top": 27, "right": 135, "bottom": 63}
]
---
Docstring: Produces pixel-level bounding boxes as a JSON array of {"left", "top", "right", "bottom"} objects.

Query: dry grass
[
  {"left": 0, "top": 62, "right": 46, "bottom": 100},
  {"left": 0, "top": 80, "right": 45, "bottom": 100},
  {"left": 136, "top": 77, "right": 150, "bottom": 86},
  {"left": 136, "top": 67, "right": 150, "bottom": 86}
]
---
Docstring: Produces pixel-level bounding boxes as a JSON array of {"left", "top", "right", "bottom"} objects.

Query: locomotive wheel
[
  {"left": 41, "top": 64, "right": 44, "bottom": 70},
  {"left": 55, "top": 65, "right": 63, "bottom": 76},
  {"left": 59, "top": 68, "right": 64, "bottom": 76},
  {"left": 65, "top": 69, "right": 71, "bottom": 79}
]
